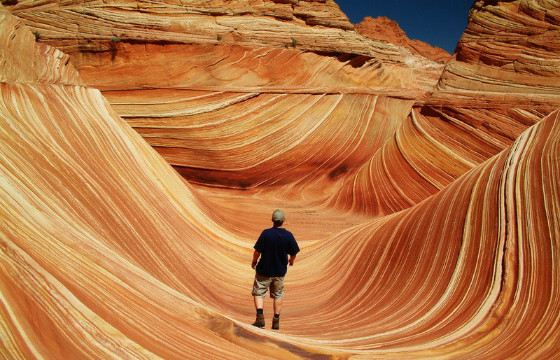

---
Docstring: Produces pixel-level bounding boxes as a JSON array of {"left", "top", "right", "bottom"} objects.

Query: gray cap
[{"left": 272, "top": 209, "right": 285, "bottom": 222}]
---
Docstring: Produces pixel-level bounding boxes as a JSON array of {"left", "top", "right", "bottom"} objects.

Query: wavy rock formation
[
  {"left": 437, "top": 0, "right": 560, "bottom": 99},
  {"left": 6, "top": 0, "right": 445, "bottom": 90},
  {"left": 0, "top": 12, "right": 336, "bottom": 358},
  {"left": 7, "top": 0, "right": 408, "bottom": 62},
  {"left": 3, "top": 0, "right": 446, "bottom": 192},
  {"left": 2, "top": 0, "right": 560, "bottom": 359},
  {"left": 356, "top": 16, "right": 452, "bottom": 63}
]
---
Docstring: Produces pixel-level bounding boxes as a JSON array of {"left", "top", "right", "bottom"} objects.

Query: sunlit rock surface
[
  {"left": 2, "top": 0, "right": 560, "bottom": 358},
  {"left": 356, "top": 16, "right": 452, "bottom": 63},
  {"left": 0, "top": 12, "right": 338, "bottom": 358},
  {"left": 5, "top": 0, "right": 446, "bottom": 191},
  {"left": 8, "top": 0, "right": 413, "bottom": 63},
  {"left": 437, "top": 0, "right": 560, "bottom": 98}
]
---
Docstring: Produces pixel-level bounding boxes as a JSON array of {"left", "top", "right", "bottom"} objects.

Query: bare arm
[
  {"left": 252, "top": 250, "right": 260, "bottom": 269},
  {"left": 289, "top": 254, "right": 296, "bottom": 266}
]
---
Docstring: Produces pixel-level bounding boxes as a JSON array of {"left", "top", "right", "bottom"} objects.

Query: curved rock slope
[
  {"left": 2, "top": 0, "right": 560, "bottom": 358},
  {"left": 6, "top": 0, "right": 454, "bottom": 199},
  {"left": 0, "top": 12, "right": 339, "bottom": 359},
  {"left": 4, "top": 0, "right": 446, "bottom": 197}
]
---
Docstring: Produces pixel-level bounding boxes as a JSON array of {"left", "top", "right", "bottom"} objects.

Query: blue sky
[{"left": 336, "top": 0, "right": 475, "bottom": 53}]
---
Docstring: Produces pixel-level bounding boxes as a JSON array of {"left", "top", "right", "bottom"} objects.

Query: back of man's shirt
[{"left": 254, "top": 227, "right": 300, "bottom": 277}]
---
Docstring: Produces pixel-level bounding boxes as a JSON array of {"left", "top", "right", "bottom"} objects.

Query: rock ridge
[{"left": 356, "top": 16, "right": 452, "bottom": 63}]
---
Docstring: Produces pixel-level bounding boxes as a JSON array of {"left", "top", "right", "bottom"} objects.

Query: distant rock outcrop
[{"left": 356, "top": 16, "right": 452, "bottom": 63}]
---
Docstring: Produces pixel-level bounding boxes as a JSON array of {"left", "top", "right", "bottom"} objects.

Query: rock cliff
[
  {"left": 5, "top": 0, "right": 446, "bottom": 190},
  {"left": 2, "top": 0, "right": 560, "bottom": 358},
  {"left": 437, "top": 0, "right": 560, "bottom": 98}
]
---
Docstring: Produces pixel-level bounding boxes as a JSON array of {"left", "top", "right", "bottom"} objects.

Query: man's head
[{"left": 272, "top": 209, "right": 285, "bottom": 227}]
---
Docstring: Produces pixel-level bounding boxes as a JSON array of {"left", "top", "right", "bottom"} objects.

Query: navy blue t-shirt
[{"left": 254, "top": 227, "right": 300, "bottom": 277}]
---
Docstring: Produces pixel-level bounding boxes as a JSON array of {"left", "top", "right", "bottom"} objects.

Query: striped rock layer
[
  {"left": 437, "top": 0, "right": 560, "bottom": 98},
  {"left": 1, "top": 0, "right": 560, "bottom": 358}
]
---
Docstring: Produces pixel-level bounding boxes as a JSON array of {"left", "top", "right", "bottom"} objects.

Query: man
[{"left": 251, "top": 209, "right": 300, "bottom": 330}]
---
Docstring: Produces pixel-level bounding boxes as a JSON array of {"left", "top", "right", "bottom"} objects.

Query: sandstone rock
[
  {"left": 0, "top": 11, "right": 81, "bottom": 85},
  {"left": 4, "top": 0, "right": 446, "bottom": 191},
  {"left": 437, "top": 0, "right": 560, "bottom": 98},
  {"left": 356, "top": 16, "right": 452, "bottom": 63},
  {"left": 0, "top": 11, "right": 336, "bottom": 358},
  {"left": 330, "top": 105, "right": 549, "bottom": 215},
  {"left": 8, "top": 0, "right": 390, "bottom": 59},
  {"left": 2, "top": 1, "right": 560, "bottom": 359}
]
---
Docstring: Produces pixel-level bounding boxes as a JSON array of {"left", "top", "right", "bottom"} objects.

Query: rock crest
[{"left": 356, "top": 16, "right": 452, "bottom": 63}]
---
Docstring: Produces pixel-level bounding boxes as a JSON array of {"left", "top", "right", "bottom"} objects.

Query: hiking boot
[
  {"left": 252, "top": 313, "right": 265, "bottom": 328},
  {"left": 272, "top": 316, "right": 280, "bottom": 330}
]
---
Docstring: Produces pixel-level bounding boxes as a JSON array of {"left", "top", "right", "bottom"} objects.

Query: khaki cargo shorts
[{"left": 252, "top": 274, "right": 285, "bottom": 299}]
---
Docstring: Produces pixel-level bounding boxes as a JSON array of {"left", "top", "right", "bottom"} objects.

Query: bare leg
[
  {"left": 252, "top": 296, "right": 265, "bottom": 327},
  {"left": 273, "top": 297, "right": 282, "bottom": 315},
  {"left": 253, "top": 296, "right": 264, "bottom": 310}
]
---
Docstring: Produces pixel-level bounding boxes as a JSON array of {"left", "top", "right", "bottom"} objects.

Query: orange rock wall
[
  {"left": 2, "top": 0, "right": 560, "bottom": 359},
  {"left": 438, "top": 0, "right": 560, "bottom": 96},
  {"left": 7, "top": 0, "right": 409, "bottom": 62},
  {"left": 356, "top": 16, "right": 452, "bottom": 63}
]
